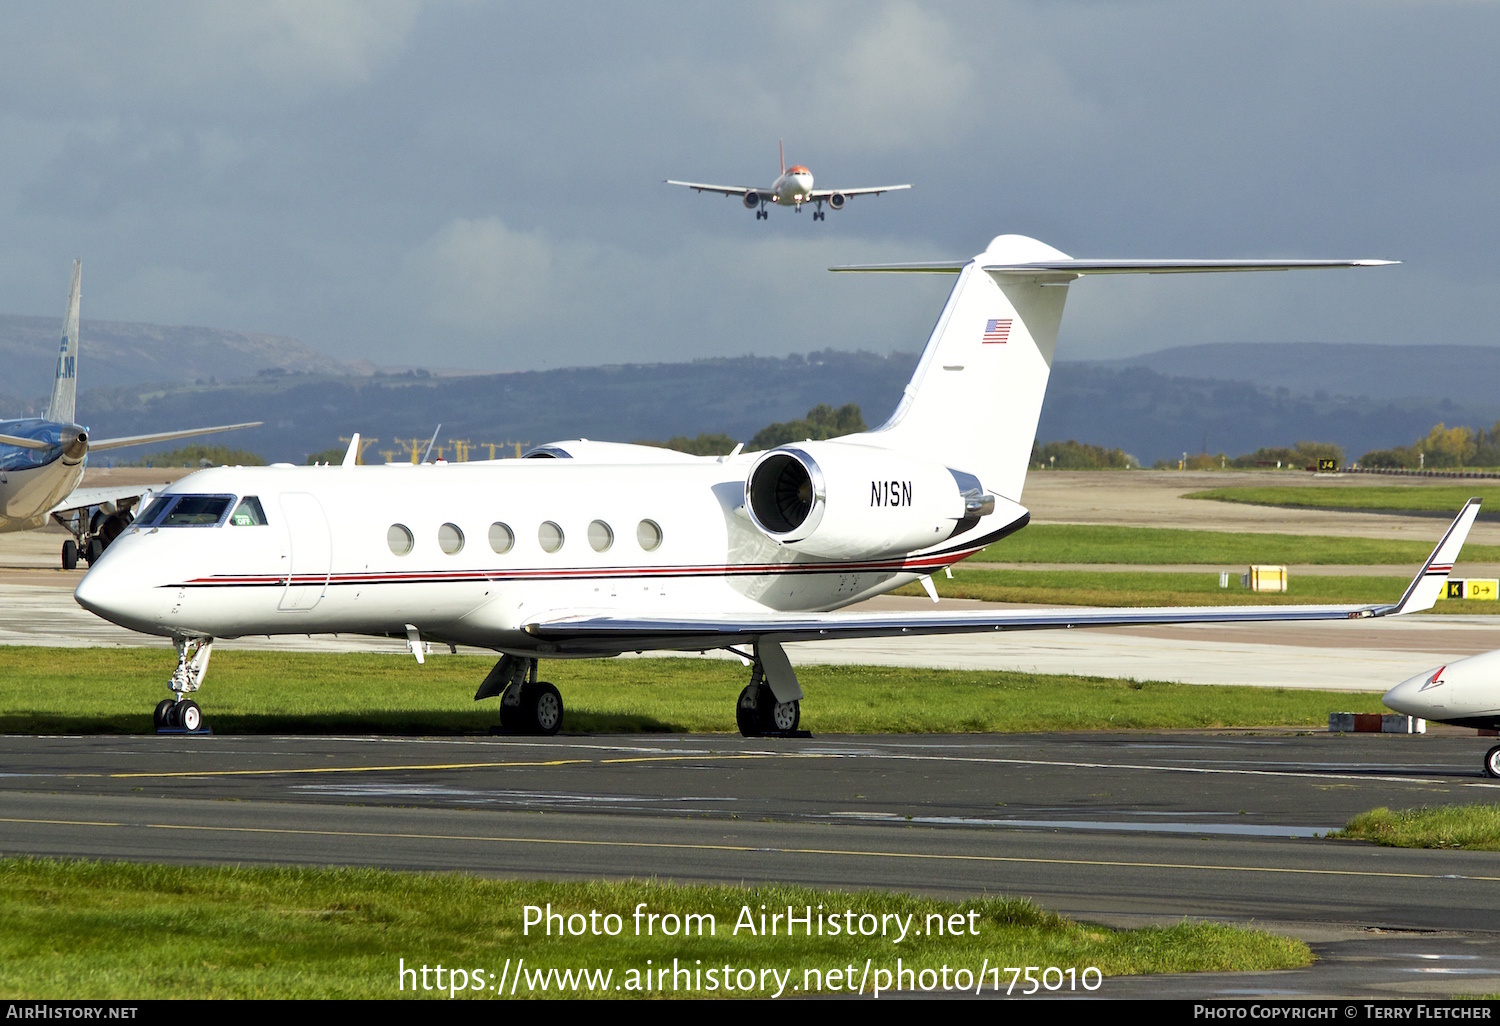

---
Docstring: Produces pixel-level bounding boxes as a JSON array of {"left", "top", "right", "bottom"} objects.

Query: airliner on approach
[
  {"left": 0, "top": 262, "right": 260, "bottom": 568},
  {"left": 667, "top": 141, "right": 910, "bottom": 220},
  {"left": 75, "top": 235, "right": 1448, "bottom": 739}
]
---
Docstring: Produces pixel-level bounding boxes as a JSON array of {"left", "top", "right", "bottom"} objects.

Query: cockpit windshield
[
  {"left": 230, "top": 496, "right": 267, "bottom": 526},
  {"left": 138, "top": 494, "right": 238, "bottom": 528}
]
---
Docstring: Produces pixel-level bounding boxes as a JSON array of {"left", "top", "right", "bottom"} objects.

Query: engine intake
[
  {"left": 742, "top": 191, "right": 761, "bottom": 209},
  {"left": 745, "top": 442, "right": 984, "bottom": 560},
  {"left": 827, "top": 192, "right": 847, "bottom": 211}
]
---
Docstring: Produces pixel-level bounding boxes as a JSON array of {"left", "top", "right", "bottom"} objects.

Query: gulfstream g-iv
[
  {"left": 0, "top": 261, "right": 260, "bottom": 567},
  {"left": 75, "top": 234, "right": 1467, "bottom": 737},
  {"left": 1384, "top": 649, "right": 1500, "bottom": 778}
]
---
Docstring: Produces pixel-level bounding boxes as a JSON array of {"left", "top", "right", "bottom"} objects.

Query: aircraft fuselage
[
  {"left": 75, "top": 460, "right": 988, "bottom": 655},
  {"left": 0, "top": 419, "right": 87, "bottom": 531}
]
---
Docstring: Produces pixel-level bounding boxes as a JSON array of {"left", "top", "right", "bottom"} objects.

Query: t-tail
[
  {"left": 832, "top": 236, "right": 1394, "bottom": 503},
  {"left": 45, "top": 260, "right": 81, "bottom": 425}
]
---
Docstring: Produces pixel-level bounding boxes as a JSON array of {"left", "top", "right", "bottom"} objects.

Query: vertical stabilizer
[
  {"left": 845, "top": 236, "right": 1072, "bottom": 503},
  {"left": 45, "top": 260, "right": 82, "bottom": 424},
  {"left": 778, "top": 139, "right": 785, "bottom": 175}
]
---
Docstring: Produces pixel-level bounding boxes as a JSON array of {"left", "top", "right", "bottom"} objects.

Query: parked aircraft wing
[
  {"left": 526, "top": 500, "right": 1479, "bottom": 656},
  {"left": 664, "top": 180, "right": 757, "bottom": 197},
  {"left": 88, "top": 421, "right": 262, "bottom": 452},
  {"left": 47, "top": 484, "right": 164, "bottom": 518}
]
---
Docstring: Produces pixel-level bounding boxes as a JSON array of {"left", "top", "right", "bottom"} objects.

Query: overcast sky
[{"left": 0, "top": 1, "right": 1495, "bottom": 372}]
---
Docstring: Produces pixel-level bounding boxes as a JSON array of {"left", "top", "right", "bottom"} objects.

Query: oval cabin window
[
  {"left": 637, "top": 519, "right": 663, "bottom": 551},
  {"left": 388, "top": 524, "right": 414, "bottom": 556},
  {"left": 588, "top": 520, "right": 614, "bottom": 552},
  {"left": 539, "top": 521, "right": 565, "bottom": 553},
  {"left": 489, "top": 522, "right": 515, "bottom": 554},
  {"left": 438, "top": 523, "right": 464, "bottom": 554}
]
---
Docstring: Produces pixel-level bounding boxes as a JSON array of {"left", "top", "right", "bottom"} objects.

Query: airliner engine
[
  {"left": 743, "top": 192, "right": 761, "bottom": 209},
  {"left": 827, "top": 192, "right": 847, "bottom": 211},
  {"left": 744, "top": 442, "right": 997, "bottom": 560}
]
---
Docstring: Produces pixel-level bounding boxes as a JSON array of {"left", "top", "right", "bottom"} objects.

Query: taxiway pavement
[{"left": 3, "top": 730, "right": 1498, "bottom": 998}]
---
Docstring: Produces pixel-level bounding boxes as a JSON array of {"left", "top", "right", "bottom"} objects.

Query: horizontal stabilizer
[
  {"left": 0, "top": 432, "right": 53, "bottom": 451},
  {"left": 90, "top": 421, "right": 262, "bottom": 453},
  {"left": 832, "top": 258, "right": 1397, "bottom": 275}
]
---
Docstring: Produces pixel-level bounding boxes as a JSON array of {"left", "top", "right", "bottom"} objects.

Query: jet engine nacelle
[
  {"left": 745, "top": 441, "right": 974, "bottom": 560},
  {"left": 827, "top": 192, "right": 847, "bottom": 211},
  {"left": 743, "top": 192, "right": 761, "bottom": 209}
]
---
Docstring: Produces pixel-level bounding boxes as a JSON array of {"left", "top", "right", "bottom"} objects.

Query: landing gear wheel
[
  {"left": 736, "top": 684, "right": 762, "bottom": 737},
  {"left": 518, "top": 682, "right": 563, "bottom": 736},
  {"left": 178, "top": 701, "right": 202, "bottom": 732},
  {"left": 85, "top": 537, "right": 105, "bottom": 564},
  {"left": 736, "top": 684, "right": 799, "bottom": 737},
  {"left": 1485, "top": 745, "right": 1500, "bottom": 779},
  {"left": 61, "top": 540, "right": 78, "bottom": 570},
  {"left": 153, "top": 699, "right": 175, "bottom": 730}
]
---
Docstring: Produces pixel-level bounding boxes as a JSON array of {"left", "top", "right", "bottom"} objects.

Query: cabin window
[
  {"left": 489, "top": 522, "right": 515, "bottom": 554},
  {"left": 438, "top": 523, "right": 465, "bottom": 554},
  {"left": 230, "top": 496, "right": 267, "bottom": 526},
  {"left": 538, "top": 521, "right": 564, "bottom": 553},
  {"left": 159, "top": 495, "right": 234, "bottom": 527},
  {"left": 637, "top": 519, "right": 663, "bottom": 551},
  {"left": 587, "top": 520, "right": 614, "bottom": 552},
  {"left": 388, "top": 524, "right": 414, "bottom": 556}
]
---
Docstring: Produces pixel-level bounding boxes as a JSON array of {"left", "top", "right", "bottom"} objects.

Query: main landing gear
[
  {"left": 734, "top": 640, "right": 807, "bottom": 738},
  {"left": 476, "top": 655, "right": 563, "bottom": 736},
  {"left": 57, "top": 505, "right": 134, "bottom": 570},
  {"left": 154, "top": 635, "right": 213, "bottom": 733}
]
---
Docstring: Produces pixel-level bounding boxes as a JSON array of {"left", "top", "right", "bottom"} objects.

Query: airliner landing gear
[
  {"left": 1485, "top": 744, "right": 1500, "bottom": 779},
  {"left": 478, "top": 655, "right": 564, "bottom": 736},
  {"left": 156, "top": 636, "right": 213, "bottom": 733},
  {"left": 735, "top": 658, "right": 802, "bottom": 738},
  {"left": 54, "top": 505, "right": 134, "bottom": 569},
  {"left": 756, "top": 209, "right": 768, "bottom": 220}
]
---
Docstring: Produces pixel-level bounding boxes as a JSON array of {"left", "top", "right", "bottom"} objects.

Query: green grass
[
  {"left": 1185, "top": 485, "right": 1500, "bottom": 514},
  {"left": 902, "top": 568, "right": 1500, "bottom": 614},
  {"left": 975, "top": 523, "right": 1500, "bottom": 565},
  {"left": 1333, "top": 805, "right": 1500, "bottom": 851},
  {"left": 0, "top": 647, "right": 1389, "bottom": 735},
  {"left": 0, "top": 858, "right": 1312, "bottom": 998}
]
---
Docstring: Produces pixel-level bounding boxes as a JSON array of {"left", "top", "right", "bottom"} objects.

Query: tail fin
[
  {"left": 840, "top": 235, "right": 1072, "bottom": 502},
  {"left": 833, "top": 235, "right": 1394, "bottom": 504},
  {"left": 779, "top": 139, "right": 785, "bottom": 175},
  {"left": 45, "top": 260, "right": 81, "bottom": 424}
]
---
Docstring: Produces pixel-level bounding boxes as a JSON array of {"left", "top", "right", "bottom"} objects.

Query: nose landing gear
[
  {"left": 155, "top": 636, "right": 213, "bottom": 734},
  {"left": 1485, "top": 744, "right": 1500, "bottom": 779}
]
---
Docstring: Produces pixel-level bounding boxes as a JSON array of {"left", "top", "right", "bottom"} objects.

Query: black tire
[
  {"left": 165, "top": 703, "right": 184, "bottom": 729},
  {"left": 1485, "top": 745, "right": 1500, "bottom": 779},
  {"left": 153, "top": 699, "right": 175, "bottom": 730},
  {"left": 85, "top": 537, "right": 105, "bottom": 564},
  {"left": 736, "top": 685, "right": 762, "bottom": 737},
  {"left": 61, "top": 540, "right": 78, "bottom": 571},
  {"left": 179, "top": 701, "right": 202, "bottom": 732},
  {"left": 520, "top": 682, "right": 563, "bottom": 736},
  {"left": 498, "top": 700, "right": 521, "bottom": 732}
]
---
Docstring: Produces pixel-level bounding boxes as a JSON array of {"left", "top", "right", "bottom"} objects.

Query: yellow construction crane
[
  {"left": 448, "top": 439, "right": 472, "bottom": 462},
  {"left": 338, "top": 435, "right": 380, "bottom": 465},
  {"left": 394, "top": 438, "right": 426, "bottom": 464}
]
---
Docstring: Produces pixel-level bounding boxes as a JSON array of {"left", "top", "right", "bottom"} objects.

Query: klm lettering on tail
[{"left": 870, "top": 480, "right": 913, "bottom": 507}]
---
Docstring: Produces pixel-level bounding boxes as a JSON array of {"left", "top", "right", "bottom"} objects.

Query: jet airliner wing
[
  {"left": 808, "top": 185, "right": 911, "bottom": 198},
  {"left": 664, "top": 180, "right": 758, "bottom": 197},
  {"left": 48, "top": 484, "right": 166, "bottom": 519},
  {"left": 526, "top": 499, "right": 1480, "bottom": 656}
]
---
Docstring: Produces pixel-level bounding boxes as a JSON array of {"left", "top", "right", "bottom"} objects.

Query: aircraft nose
[
  {"left": 1383, "top": 667, "right": 1441, "bottom": 716},
  {"left": 75, "top": 552, "right": 162, "bottom": 634}
]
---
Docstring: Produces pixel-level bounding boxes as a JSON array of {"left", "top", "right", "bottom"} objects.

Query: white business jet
[
  {"left": 0, "top": 261, "right": 260, "bottom": 567},
  {"left": 1384, "top": 650, "right": 1500, "bottom": 777},
  {"left": 76, "top": 234, "right": 1463, "bottom": 738},
  {"left": 667, "top": 141, "right": 910, "bottom": 220}
]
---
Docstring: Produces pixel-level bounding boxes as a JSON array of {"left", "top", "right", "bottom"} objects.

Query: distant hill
[
  {"left": 1104, "top": 342, "right": 1500, "bottom": 410},
  {"left": 67, "top": 349, "right": 1496, "bottom": 468},
  {"left": 0, "top": 314, "right": 370, "bottom": 414}
]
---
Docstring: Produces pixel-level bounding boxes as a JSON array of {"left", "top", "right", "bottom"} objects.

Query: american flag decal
[{"left": 982, "top": 318, "right": 1012, "bottom": 343}]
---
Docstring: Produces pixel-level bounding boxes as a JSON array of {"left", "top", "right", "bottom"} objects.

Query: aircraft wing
[
  {"left": 526, "top": 499, "right": 1480, "bottom": 656},
  {"left": 47, "top": 484, "right": 165, "bottom": 518},
  {"left": 89, "top": 421, "right": 262, "bottom": 453},
  {"left": 0, "top": 433, "right": 52, "bottom": 450},
  {"left": 809, "top": 185, "right": 912, "bottom": 198},
  {"left": 664, "top": 179, "right": 757, "bottom": 197}
]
